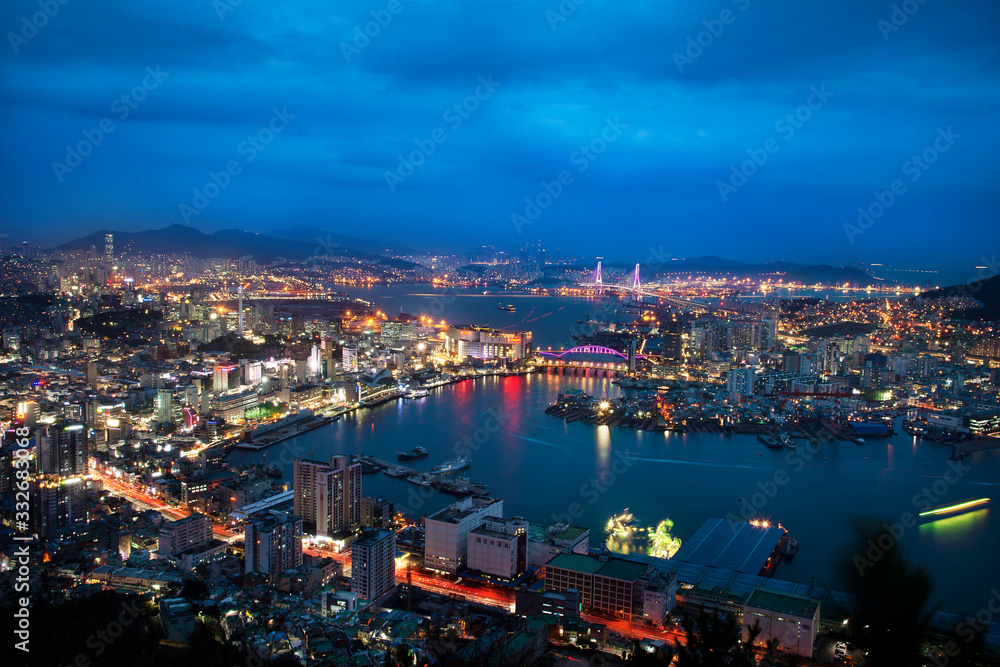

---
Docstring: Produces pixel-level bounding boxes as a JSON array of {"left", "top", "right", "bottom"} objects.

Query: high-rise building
[
  {"left": 350, "top": 528, "right": 397, "bottom": 602},
  {"left": 424, "top": 497, "right": 503, "bottom": 574},
  {"left": 726, "top": 366, "right": 757, "bottom": 396},
  {"left": 36, "top": 421, "right": 88, "bottom": 476},
  {"left": 244, "top": 510, "right": 303, "bottom": 576},
  {"left": 33, "top": 476, "right": 88, "bottom": 537},
  {"left": 317, "top": 455, "right": 362, "bottom": 537},
  {"left": 361, "top": 496, "right": 394, "bottom": 530},
  {"left": 293, "top": 455, "right": 361, "bottom": 536},
  {"left": 156, "top": 388, "right": 173, "bottom": 425},
  {"left": 105, "top": 233, "right": 114, "bottom": 262}
]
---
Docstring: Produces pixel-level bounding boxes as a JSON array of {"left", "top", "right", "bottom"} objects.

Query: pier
[
  {"left": 353, "top": 454, "right": 489, "bottom": 497},
  {"left": 950, "top": 436, "right": 1000, "bottom": 460}
]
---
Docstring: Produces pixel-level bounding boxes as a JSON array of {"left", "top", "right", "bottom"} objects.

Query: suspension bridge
[{"left": 584, "top": 261, "right": 751, "bottom": 313}]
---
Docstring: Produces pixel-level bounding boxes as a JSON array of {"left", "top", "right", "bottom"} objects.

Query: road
[{"left": 94, "top": 469, "right": 241, "bottom": 542}]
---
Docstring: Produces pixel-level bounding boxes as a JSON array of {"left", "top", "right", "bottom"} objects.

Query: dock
[
  {"left": 353, "top": 454, "right": 489, "bottom": 497},
  {"left": 950, "top": 436, "right": 1000, "bottom": 460},
  {"left": 233, "top": 415, "right": 334, "bottom": 450}
]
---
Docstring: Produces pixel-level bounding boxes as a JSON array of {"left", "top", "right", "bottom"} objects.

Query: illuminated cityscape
[{"left": 2, "top": 2, "right": 1000, "bottom": 666}]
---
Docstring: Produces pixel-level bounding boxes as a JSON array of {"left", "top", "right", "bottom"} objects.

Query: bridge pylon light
[{"left": 631, "top": 263, "right": 641, "bottom": 300}]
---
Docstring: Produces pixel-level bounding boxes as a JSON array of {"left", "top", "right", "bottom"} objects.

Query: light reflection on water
[{"left": 918, "top": 508, "right": 990, "bottom": 544}]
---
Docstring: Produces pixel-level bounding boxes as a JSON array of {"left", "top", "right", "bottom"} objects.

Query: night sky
[{"left": 1, "top": 1, "right": 998, "bottom": 278}]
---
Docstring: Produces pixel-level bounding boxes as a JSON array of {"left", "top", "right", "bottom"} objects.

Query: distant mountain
[
  {"left": 916, "top": 274, "right": 1000, "bottom": 320},
  {"left": 52, "top": 225, "right": 314, "bottom": 262},
  {"left": 264, "top": 224, "right": 415, "bottom": 256},
  {"left": 51, "top": 225, "right": 418, "bottom": 268}
]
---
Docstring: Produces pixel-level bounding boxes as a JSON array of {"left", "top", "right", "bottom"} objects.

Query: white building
[
  {"left": 424, "top": 497, "right": 503, "bottom": 574},
  {"left": 351, "top": 529, "right": 396, "bottom": 602},
  {"left": 727, "top": 366, "right": 757, "bottom": 396},
  {"left": 443, "top": 325, "right": 532, "bottom": 361},
  {"left": 158, "top": 513, "right": 211, "bottom": 556},
  {"left": 742, "top": 588, "right": 820, "bottom": 659},
  {"left": 467, "top": 517, "right": 528, "bottom": 581}
]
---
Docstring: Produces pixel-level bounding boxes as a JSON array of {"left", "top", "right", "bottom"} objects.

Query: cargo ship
[
  {"left": 396, "top": 446, "right": 429, "bottom": 460},
  {"left": 758, "top": 434, "right": 783, "bottom": 449},
  {"left": 430, "top": 457, "right": 471, "bottom": 474}
]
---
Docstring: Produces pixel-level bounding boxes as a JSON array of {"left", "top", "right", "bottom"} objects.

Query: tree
[{"left": 838, "top": 517, "right": 937, "bottom": 667}]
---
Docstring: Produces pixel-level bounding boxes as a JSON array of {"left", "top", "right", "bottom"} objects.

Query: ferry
[
  {"left": 407, "top": 475, "right": 432, "bottom": 487},
  {"left": 406, "top": 388, "right": 430, "bottom": 399},
  {"left": 397, "top": 446, "right": 429, "bottom": 461},
  {"left": 498, "top": 303, "right": 516, "bottom": 312},
  {"left": 430, "top": 457, "right": 471, "bottom": 474},
  {"left": 758, "top": 434, "right": 783, "bottom": 449}
]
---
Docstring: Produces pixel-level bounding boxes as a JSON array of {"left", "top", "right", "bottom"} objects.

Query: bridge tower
[
  {"left": 631, "top": 263, "right": 641, "bottom": 301},
  {"left": 594, "top": 261, "right": 603, "bottom": 296}
]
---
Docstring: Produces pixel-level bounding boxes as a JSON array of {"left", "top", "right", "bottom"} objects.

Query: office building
[
  {"left": 443, "top": 325, "right": 532, "bottom": 361},
  {"left": 244, "top": 510, "right": 303, "bottom": 576},
  {"left": 361, "top": 496, "right": 394, "bottom": 529},
  {"left": 742, "top": 588, "right": 820, "bottom": 659},
  {"left": 33, "top": 475, "right": 88, "bottom": 538},
  {"left": 351, "top": 529, "right": 397, "bottom": 602},
  {"left": 467, "top": 517, "right": 528, "bottom": 581},
  {"left": 424, "top": 496, "right": 503, "bottom": 574},
  {"left": 544, "top": 553, "right": 677, "bottom": 625},
  {"left": 158, "top": 513, "right": 212, "bottom": 556},
  {"left": 36, "top": 420, "right": 88, "bottom": 476}
]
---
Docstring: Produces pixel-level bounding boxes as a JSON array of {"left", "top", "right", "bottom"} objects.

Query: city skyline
[{"left": 2, "top": 0, "right": 999, "bottom": 275}]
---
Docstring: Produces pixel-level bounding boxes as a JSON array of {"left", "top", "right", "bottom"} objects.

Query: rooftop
[{"left": 746, "top": 587, "right": 820, "bottom": 618}]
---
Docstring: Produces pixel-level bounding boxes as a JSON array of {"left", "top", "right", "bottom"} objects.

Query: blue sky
[{"left": 1, "top": 0, "right": 998, "bottom": 280}]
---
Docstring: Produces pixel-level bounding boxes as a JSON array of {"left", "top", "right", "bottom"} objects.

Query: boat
[
  {"left": 429, "top": 457, "right": 471, "bottom": 474},
  {"left": 758, "top": 434, "right": 783, "bottom": 449},
  {"left": 785, "top": 538, "right": 799, "bottom": 557},
  {"left": 778, "top": 433, "right": 796, "bottom": 449},
  {"left": 498, "top": 302, "right": 516, "bottom": 312},
  {"left": 405, "top": 388, "right": 429, "bottom": 399},
  {"left": 407, "top": 475, "right": 432, "bottom": 487},
  {"left": 397, "top": 446, "right": 429, "bottom": 460},
  {"left": 383, "top": 467, "right": 408, "bottom": 478}
]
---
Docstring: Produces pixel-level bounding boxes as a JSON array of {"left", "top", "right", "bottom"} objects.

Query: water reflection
[{"left": 918, "top": 508, "right": 989, "bottom": 543}]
